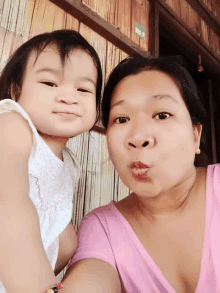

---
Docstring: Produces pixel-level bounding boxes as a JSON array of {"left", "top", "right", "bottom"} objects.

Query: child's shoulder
[{"left": 0, "top": 111, "right": 32, "bottom": 154}]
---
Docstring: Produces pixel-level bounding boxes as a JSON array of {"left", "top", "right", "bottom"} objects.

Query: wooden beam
[
  {"left": 149, "top": 0, "right": 160, "bottom": 56},
  {"left": 185, "top": 0, "right": 220, "bottom": 37},
  {"left": 50, "top": 0, "right": 150, "bottom": 58},
  {"left": 157, "top": 0, "right": 220, "bottom": 76},
  {"left": 208, "top": 79, "right": 217, "bottom": 163}
]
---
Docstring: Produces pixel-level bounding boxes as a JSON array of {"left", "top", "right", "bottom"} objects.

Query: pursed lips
[{"left": 130, "top": 161, "right": 150, "bottom": 179}]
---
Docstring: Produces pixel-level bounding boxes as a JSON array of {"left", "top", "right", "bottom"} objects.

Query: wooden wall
[
  {"left": 164, "top": 0, "right": 220, "bottom": 58},
  {"left": 1, "top": 0, "right": 220, "bottom": 225}
]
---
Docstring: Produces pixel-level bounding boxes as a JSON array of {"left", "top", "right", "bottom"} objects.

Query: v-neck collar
[{"left": 111, "top": 165, "right": 211, "bottom": 293}]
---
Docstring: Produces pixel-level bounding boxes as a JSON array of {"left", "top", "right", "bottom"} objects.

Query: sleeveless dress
[
  {"left": 0, "top": 99, "right": 80, "bottom": 293},
  {"left": 69, "top": 164, "right": 220, "bottom": 292}
]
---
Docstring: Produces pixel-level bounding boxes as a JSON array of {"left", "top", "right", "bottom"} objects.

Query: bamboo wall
[{"left": 164, "top": 0, "right": 220, "bottom": 58}]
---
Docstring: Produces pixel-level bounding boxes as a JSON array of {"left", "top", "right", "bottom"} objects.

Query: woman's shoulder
[{"left": 79, "top": 201, "right": 118, "bottom": 228}]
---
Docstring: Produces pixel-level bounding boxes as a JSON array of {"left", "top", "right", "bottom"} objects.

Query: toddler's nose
[{"left": 59, "top": 95, "right": 78, "bottom": 105}]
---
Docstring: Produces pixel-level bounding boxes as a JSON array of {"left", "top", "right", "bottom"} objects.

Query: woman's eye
[
  {"left": 114, "top": 117, "right": 129, "bottom": 124},
  {"left": 155, "top": 112, "right": 171, "bottom": 120},
  {"left": 41, "top": 81, "right": 57, "bottom": 87}
]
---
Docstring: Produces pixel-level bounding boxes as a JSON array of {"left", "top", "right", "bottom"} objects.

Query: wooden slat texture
[
  {"left": 159, "top": 0, "right": 220, "bottom": 61},
  {"left": 158, "top": 0, "right": 220, "bottom": 71},
  {"left": 0, "top": 0, "right": 27, "bottom": 34},
  {"left": 28, "top": 0, "right": 46, "bottom": 37},
  {"left": 173, "top": 0, "right": 181, "bottom": 17},
  {"left": 200, "top": 18, "right": 210, "bottom": 46},
  {"left": 179, "top": 0, "right": 188, "bottom": 23},
  {"left": 52, "top": 1, "right": 65, "bottom": 30},
  {"left": 79, "top": 22, "right": 107, "bottom": 80},
  {"left": 183, "top": 0, "right": 220, "bottom": 37},
  {"left": 139, "top": 0, "right": 150, "bottom": 51},
  {"left": 64, "top": 10, "right": 79, "bottom": 31},
  {"left": 0, "top": 0, "right": 27, "bottom": 71},
  {"left": 209, "top": 27, "right": 220, "bottom": 57},
  {"left": 82, "top": 0, "right": 108, "bottom": 21},
  {"left": 131, "top": 0, "right": 140, "bottom": 46},
  {"left": 188, "top": 4, "right": 200, "bottom": 35},
  {"left": 131, "top": 0, "right": 150, "bottom": 51},
  {"left": 149, "top": 0, "right": 159, "bottom": 56},
  {"left": 23, "top": 0, "right": 36, "bottom": 41},
  {"left": 50, "top": 0, "right": 150, "bottom": 57}
]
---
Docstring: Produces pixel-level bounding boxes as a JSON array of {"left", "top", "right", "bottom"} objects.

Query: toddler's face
[
  {"left": 106, "top": 70, "right": 202, "bottom": 199},
  {"left": 13, "top": 46, "right": 97, "bottom": 139}
]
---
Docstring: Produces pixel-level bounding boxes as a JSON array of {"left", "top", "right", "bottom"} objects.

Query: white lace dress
[{"left": 0, "top": 99, "right": 80, "bottom": 292}]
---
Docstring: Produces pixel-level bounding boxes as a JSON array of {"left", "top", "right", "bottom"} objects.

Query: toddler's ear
[{"left": 10, "top": 84, "right": 21, "bottom": 101}]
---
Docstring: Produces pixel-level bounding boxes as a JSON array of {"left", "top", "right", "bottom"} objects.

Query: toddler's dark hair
[{"left": 0, "top": 30, "right": 103, "bottom": 121}]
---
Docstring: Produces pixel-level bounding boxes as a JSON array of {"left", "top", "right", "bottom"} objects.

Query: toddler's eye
[
  {"left": 155, "top": 112, "right": 171, "bottom": 120},
  {"left": 114, "top": 117, "right": 129, "bottom": 124},
  {"left": 78, "top": 88, "right": 91, "bottom": 93},
  {"left": 41, "top": 81, "right": 57, "bottom": 87}
]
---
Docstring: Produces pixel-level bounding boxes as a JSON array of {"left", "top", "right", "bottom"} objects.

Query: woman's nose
[
  {"left": 126, "top": 120, "right": 154, "bottom": 149},
  {"left": 128, "top": 140, "right": 150, "bottom": 148}
]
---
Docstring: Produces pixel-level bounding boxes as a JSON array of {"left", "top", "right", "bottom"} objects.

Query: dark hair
[
  {"left": 102, "top": 55, "right": 207, "bottom": 129},
  {"left": 0, "top": 30, "right": 103, "bottom": 121}
]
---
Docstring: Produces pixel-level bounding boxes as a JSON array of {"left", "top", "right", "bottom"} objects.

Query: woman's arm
[
  {"left": 62, "top": 258, "right": 122, "bottom": 293},
  {"left": 0, "top": 112, "right": 57, "bottom": 293}
]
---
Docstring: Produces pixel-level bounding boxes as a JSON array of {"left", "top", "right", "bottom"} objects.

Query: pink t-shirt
[{"left": 69, "top": 164, "right": 220, "bottom": 292}]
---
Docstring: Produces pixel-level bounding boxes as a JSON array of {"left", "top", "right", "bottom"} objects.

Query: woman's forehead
[{"left": 111, "top": 70, "right": 184, "bottom": 105}]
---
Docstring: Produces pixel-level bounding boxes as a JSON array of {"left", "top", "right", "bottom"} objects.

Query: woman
[{"left": 61, "top": 56, "right": 219, "bottom": 293}]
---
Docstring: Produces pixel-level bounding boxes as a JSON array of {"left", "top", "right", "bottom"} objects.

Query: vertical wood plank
[
  {"left": 149, "top": 0, "right": 159, "bottom": 56},
  {"left": 52, "top": 1, "right": 65, "bottom": 30},
  {"left": 179, "top": 0, "right": 188, "bottom": 23},
  {"left": 0, "top": 0, "right": 27, "bottom": 71},
  {"left": 64, "top": 11, "right": 79, "bottom": 31},
  {"left": 23, "top": 0, "right": 36, "bottom": 41},
  {"left": 200, "top": 18, "right": 210, "bottom": 46},
  {"left": 131, "top": 0, "right": 142, "bottom": 46},
  {"left": 28, "top": 0, "right": 46, "bottom": 37},
  {"left": 208, "top": 79, "right": 217, "bottom": 163}
]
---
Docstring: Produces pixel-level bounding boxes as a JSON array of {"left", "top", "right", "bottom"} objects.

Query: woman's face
[{"left": 106, "top": 70, "right": 202, "bottom": 198}]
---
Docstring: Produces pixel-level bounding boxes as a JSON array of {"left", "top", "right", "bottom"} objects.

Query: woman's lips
[
  {"left": 131, "top": 167, "right": 149, "bottom": 180},
  {"left": 130, "top": 161, "right": 150, "bottom": 180},
  {"left": 130, "top": 161, "right": 150, "bottom": 169}
]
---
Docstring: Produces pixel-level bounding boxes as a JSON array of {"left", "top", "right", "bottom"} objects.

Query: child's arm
[
  {"left": 54, "top": 221, "right": 77, "bottom": 276},
  {"left": 0, "top": 112, "right": 57, "bottom": 293}
]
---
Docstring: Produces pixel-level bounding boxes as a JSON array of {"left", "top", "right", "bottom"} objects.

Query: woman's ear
[{"left": 194, "top": 123, "right": 203, "bottom": 154}]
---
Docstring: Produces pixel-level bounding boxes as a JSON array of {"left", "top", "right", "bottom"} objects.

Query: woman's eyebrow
[
  {"left": 111, "top": 100, "right": 125, "bottom": 109},
  {"left": 153, "top": 94, "right": 179, "bottom": 104},
  {"left": 111, "top": 94, "right": 178, "bottom": 109}
]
